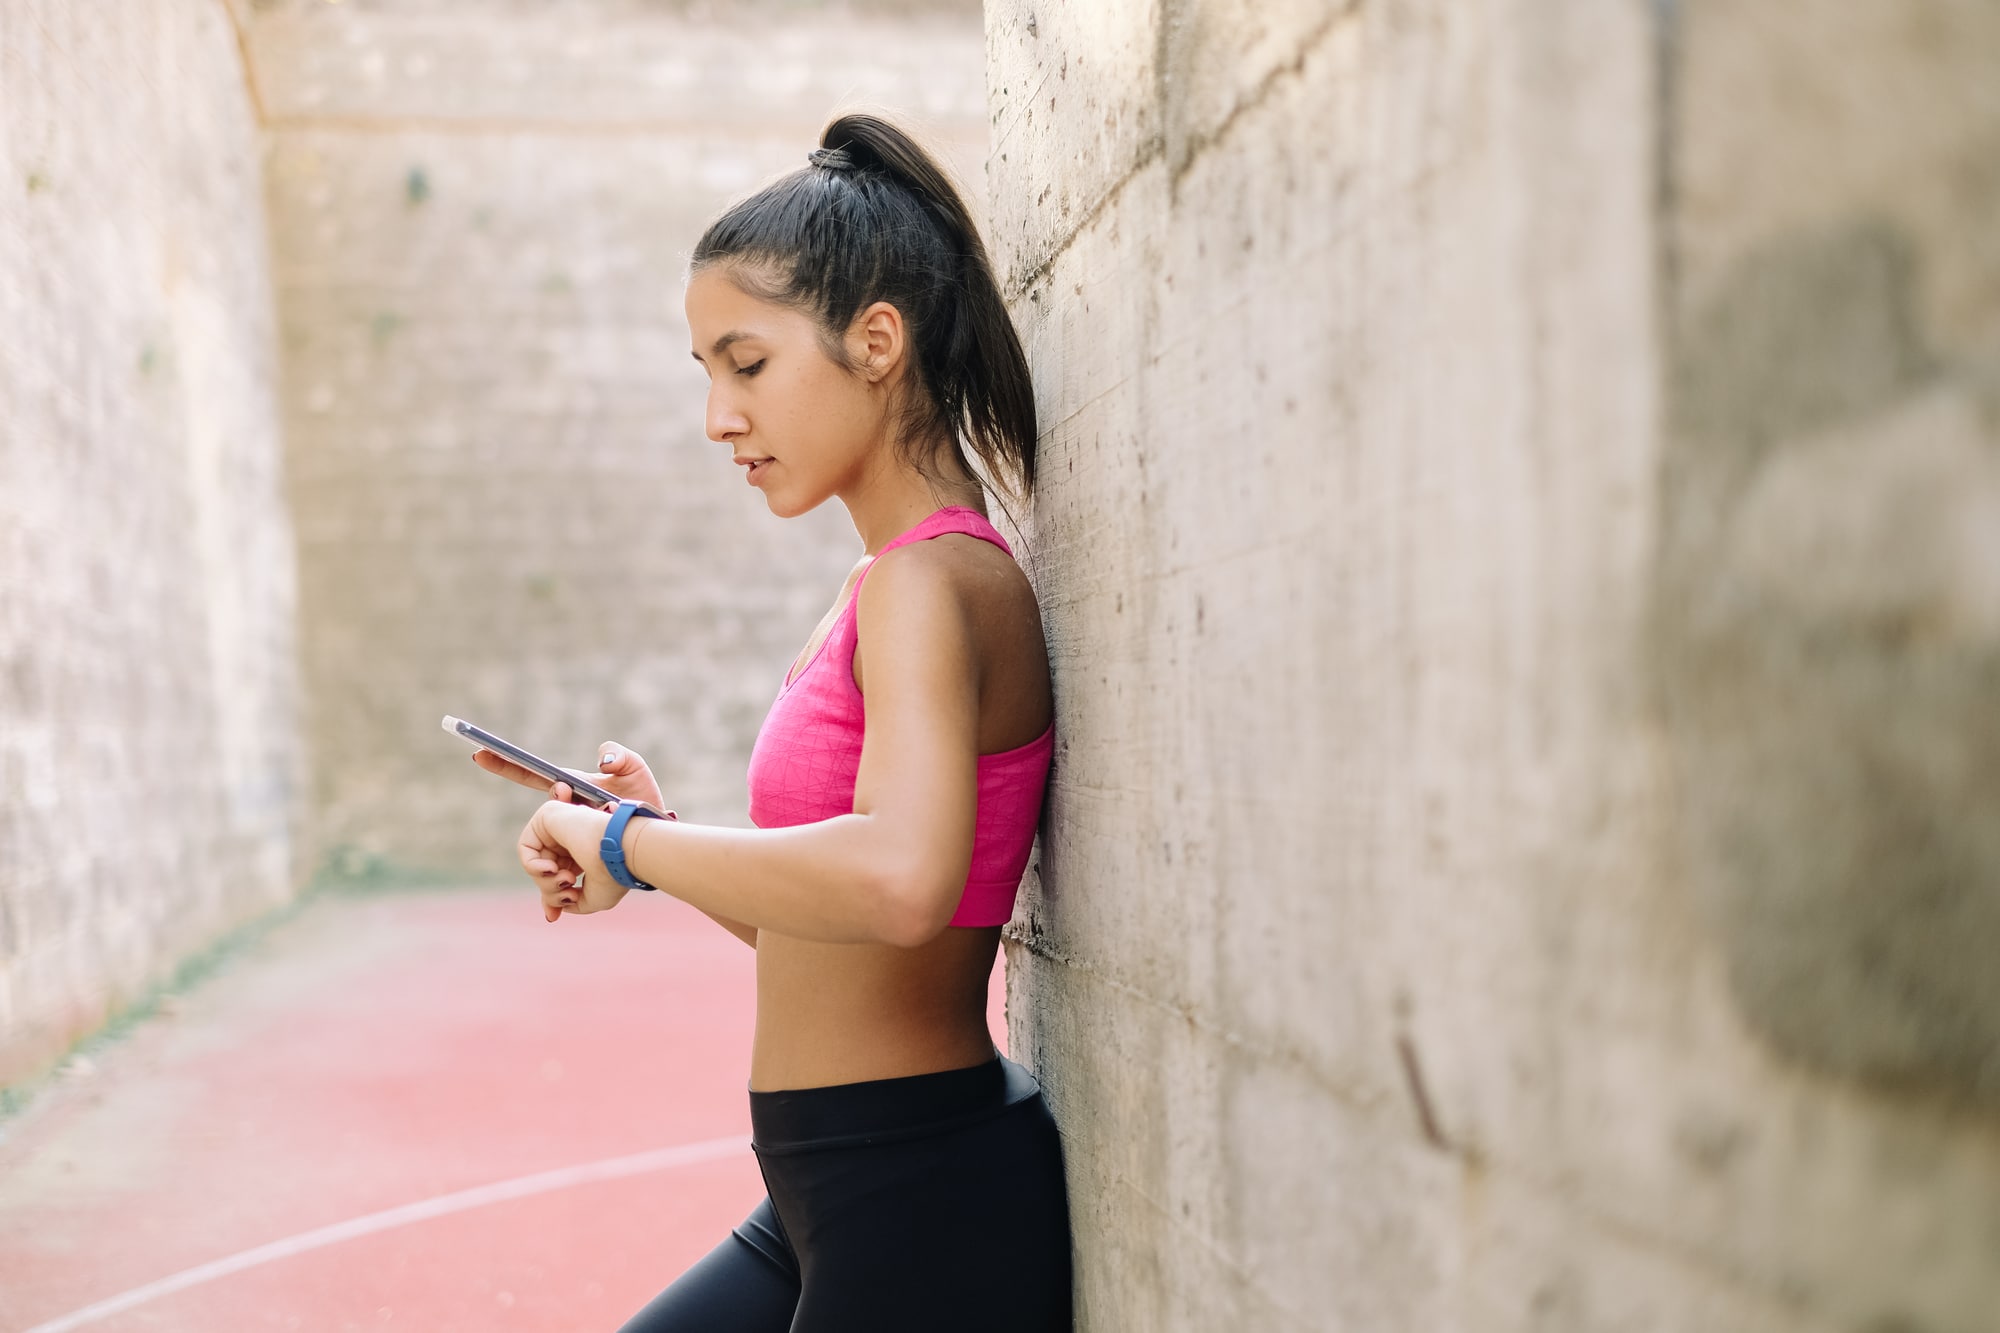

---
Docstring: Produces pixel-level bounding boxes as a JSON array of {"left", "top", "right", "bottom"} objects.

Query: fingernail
[{"left": 600, "top": 748, "right": 619, "bottom": 768}]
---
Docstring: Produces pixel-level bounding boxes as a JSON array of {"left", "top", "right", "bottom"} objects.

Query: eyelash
[{"left": 737, "top": 359, "right": 766, "bottom": 377}]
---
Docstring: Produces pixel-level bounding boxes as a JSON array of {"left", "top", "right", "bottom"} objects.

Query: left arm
[{"left": 520, "top": 548, "right": 981, "bottom": 946}]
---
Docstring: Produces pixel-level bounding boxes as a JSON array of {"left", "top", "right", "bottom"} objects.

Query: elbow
[
  {"left": 872, "top": 860, "right": 960, "bottom": 949},
  {"left": 852, "top": 815, "right": 967, "bottom": 947}
]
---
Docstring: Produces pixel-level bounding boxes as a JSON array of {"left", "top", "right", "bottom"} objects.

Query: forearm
[{"left": 625, "top": 813, "right": 945, "bottom": 947}]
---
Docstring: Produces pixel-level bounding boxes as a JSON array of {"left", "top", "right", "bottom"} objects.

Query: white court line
[{"left": 24, "top": 1134, "right": 750, "bottom": 1333}]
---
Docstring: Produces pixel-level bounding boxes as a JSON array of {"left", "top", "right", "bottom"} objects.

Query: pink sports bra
[{"left": 746, "top": 507, "right": 1054, "bottom": 928}]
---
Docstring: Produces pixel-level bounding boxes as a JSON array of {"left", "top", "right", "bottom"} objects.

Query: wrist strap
[{"left": 601, "top": 800, "right": 673, "bottom": 891}]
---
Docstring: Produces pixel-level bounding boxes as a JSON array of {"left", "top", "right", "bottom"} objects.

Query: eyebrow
[{"left": 691, "top": 330, "right": 757, "bottom": 363}]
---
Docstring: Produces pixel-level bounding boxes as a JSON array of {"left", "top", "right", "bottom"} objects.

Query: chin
[{"left": 764, "top": 487, "right": 832, "bottom": 520}]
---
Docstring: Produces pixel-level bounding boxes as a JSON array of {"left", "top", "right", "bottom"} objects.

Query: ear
[{"left": 849, "top": 301, "right": 908, "bottom": 384}]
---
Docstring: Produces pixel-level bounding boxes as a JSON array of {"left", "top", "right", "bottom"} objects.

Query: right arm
[{"left": 471, "top": 742, "right": 757, "bottom": 948}]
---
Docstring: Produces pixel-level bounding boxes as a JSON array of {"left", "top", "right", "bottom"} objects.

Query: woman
[{"left": 477, "top": 113, "right": 1071, "bottom": 1331}]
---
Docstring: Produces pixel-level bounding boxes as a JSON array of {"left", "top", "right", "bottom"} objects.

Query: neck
[{"left": 842, "top": 445, "right": 986, "bottom": 553}]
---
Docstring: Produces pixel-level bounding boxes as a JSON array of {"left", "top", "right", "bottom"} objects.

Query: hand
[
  {"left": 473, "top": 740, "right": 666, "bottom": 810},
  {"left": 518, "top": 800, "right": 630, "bottom": 923}
]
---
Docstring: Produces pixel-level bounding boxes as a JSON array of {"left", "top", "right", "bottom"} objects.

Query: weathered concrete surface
[
  {"left": 249, "top": 0, "right": 990, "bottom": 880},
  {"left": 0, "top": 2, "right": 304, "bottom": 1087},
  {"left": 1659, "top": 0, "right": 2000, "bottom": 1108},
  {"left": 991, "top": 0, "right": 2000, "bottom": 1329}
]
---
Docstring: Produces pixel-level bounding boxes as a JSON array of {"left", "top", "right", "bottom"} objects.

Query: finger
[
  {"left": 543, "top": 881, "right": 578, "bottom": 917},
  {"left": 600, "top": 743, "right": 644, "bottom": 776},
  {"left": 552, "top": 780, "right": 574, "bottom": 804},
  {"left": 546, "top": 770, "right": 601, "bottom": 809},
  {"left": 474, "top": 749, "right": 555, "bottom": 793},
  {"left": 519, "top": 819, "right": 566, "bottom": 882},
  {"left": 474, "top": 748, "right": 536, "bottom": 784},
  {"left": 535, "top": 858, "right": 580, "bottom": 885}
]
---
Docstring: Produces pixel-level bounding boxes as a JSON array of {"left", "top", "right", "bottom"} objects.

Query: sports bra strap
[
  {"left": 875, "top": 506, "right": 1013, "bottom": 560},
  {"left": 781, "top": 508, "right": 1013, "bottom": 691},
  {"left": 851, "top": 507, "right": 1012, "bottom": 603}
]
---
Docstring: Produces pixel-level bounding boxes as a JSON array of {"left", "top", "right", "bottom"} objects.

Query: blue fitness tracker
[{"left": 600, "top": 799, "right": 673, "bottom": 892}]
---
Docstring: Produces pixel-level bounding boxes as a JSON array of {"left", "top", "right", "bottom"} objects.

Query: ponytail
[{"left": 691, "top": 114, "right": 1038, "bottom": 501}]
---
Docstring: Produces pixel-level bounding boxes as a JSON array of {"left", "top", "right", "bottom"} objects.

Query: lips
[{"left": 734, "top": 456, "right": 773, "bottom": 486}]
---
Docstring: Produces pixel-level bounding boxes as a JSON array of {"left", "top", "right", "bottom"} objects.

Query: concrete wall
[
  {"left": 246, "top": 0, "right": 988, "bottom": 880},
  {"left": 0, "top": 1, "right": 303, "bottom": 1086},
  {"left": 1660, "top": 0, "right": 2000, "bottom": 1112},
  {"left": 991, "top": 1, "right": 2000, "bottom": 1329}
]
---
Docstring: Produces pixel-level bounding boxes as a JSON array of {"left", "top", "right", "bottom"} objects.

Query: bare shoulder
[
  {"left": 853, "top": 535, "right": 1051, "bottom": 744},
  {"left": 858, "top": 533, "right": 1042, "bottom": 636}
]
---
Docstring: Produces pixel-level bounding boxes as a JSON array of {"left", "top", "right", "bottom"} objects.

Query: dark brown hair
[{"left": 690, "top": 113, "right": 1037, "bottom": 500}]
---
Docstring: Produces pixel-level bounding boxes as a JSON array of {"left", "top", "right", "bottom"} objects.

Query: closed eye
[{"left": 737, "top": 359, "right": 766, "bottom": 377}]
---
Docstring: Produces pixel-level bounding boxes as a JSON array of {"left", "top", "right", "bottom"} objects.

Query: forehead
[{"left": 684, "top": 267, "right": 798, "bottom": 338}]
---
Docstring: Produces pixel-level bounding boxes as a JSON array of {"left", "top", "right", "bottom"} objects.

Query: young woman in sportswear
[{"left": 475, "top": 113, "right": 1071, "bottom": 1331}]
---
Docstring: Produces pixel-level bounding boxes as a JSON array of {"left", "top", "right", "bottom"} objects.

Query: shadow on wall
[{"left": 1658, "top": 216, "right": 2000, "bottom": 1107}]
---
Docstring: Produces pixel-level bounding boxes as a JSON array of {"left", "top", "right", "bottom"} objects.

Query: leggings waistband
[{"left": 749, "top": 1054, "right": 1043, "bottom": 1155}]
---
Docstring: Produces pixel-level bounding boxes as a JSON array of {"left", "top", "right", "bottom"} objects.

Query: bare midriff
[{"left": 750, "top": 926, "right": 1004, "bottom": 1090}]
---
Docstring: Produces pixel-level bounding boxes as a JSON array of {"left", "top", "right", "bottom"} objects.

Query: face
[{"left": 685, "top": 266, "right": 902, "bottom": 518}]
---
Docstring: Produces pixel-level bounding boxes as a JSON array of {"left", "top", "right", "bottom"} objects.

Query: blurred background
[
  {"left": 7, "top": 1, "right": 2000, "bottom": 1331},
  {"left": 1, "top": 0, "right": 985, "bottom": 1075},
  {"left": 257, "top": 0, "right": 988, "bottom": 872}
]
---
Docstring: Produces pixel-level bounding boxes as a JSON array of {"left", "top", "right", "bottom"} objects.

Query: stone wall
[
  {"left": 991, "top": 1, "right": 2000, "bottom": 1329},
  {"left": 246, "top": 0, "right": 988, "bottom": 881},
  {"left": 0, "top": 1, "right": 303, "bottom": 1087}
]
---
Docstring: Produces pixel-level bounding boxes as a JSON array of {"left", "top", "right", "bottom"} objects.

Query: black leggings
[{"left": 616, "top": 1055, "right": 1072, "bottom": 1332}]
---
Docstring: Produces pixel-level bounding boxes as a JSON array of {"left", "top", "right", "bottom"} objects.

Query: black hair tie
[{"left": 808, "top": 146, "right": 857, "bottom": 172}]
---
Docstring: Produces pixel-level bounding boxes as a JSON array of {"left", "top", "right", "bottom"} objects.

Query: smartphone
[{"left": 443, "top": 715, "right": 623, "bottom": 809}]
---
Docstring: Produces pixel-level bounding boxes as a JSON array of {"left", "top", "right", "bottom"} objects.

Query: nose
[{"left": 706, "top": 384, "right": 747, "bottom": 444}]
